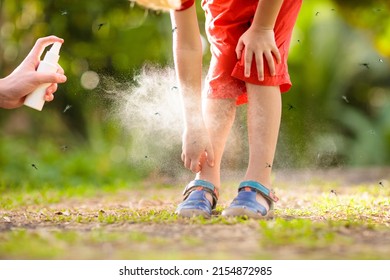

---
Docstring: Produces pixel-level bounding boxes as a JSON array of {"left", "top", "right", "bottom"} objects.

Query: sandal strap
[
  {"left": 183, "top": 180, "right": 219, "bottom": 209},
  {"left": 238, "top": 180, "right": 279, "bottom": 203}
]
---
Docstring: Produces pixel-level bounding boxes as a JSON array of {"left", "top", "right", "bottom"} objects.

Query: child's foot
[
  {"left": 175, "top": 179, "right": 218, "bottom": 218},
  {"left": 222, "top": 180, "right": 278, "bottom": 219}
]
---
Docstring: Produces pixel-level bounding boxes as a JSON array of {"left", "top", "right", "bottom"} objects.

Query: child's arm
[
  {"left": 170, "top": 5, "right": 215, "bottom": 173},
  {"left": 236, "top": 0, "right": 284, "bottom": 81}
]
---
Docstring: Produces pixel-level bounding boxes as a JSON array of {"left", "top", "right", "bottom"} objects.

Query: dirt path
[{"left": 1, "top": 167, "right": 390, "bottom": 259}]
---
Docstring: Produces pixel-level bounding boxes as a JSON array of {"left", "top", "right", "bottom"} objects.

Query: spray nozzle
[
  {"left": 42, "top": 42, "right": 62, "bottom": 64},
  {"left": 50, "top": 42, "right": 62, "bottom": 55}
]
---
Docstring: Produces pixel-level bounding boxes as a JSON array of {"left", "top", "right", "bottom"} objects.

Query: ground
[{"left": 1, "top": 167, "right": 390, "bottom": 259}]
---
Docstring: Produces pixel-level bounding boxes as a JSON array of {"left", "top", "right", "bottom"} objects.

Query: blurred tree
[
  {"left": 276, "top": 0, "right": 390, "bottom": 168},
  {"left": 332, "top": 0, "right": 390, "bottom": 57}
]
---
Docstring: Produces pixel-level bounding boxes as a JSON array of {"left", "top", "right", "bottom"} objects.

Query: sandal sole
[
  {"left": 222, "top": 207, "right": 273, "bottom": 220},
  {"left": 176, "top": 208, "right": 211, "bottom": 219}
]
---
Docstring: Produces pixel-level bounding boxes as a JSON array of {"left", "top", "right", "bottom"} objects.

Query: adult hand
[{"left": 0, "top": 35, "right": 67, "bottom": 109}]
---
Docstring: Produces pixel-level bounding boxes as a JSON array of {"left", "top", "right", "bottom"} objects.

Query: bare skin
[
  {"left": 198, "top": 85, "right": 281, "bottom": 211},
  {"left": 171, "top": 1, "right": 285, "bottom": 213},
  {"left": 0, "top": 35, "right": 67, "bottom": 109},
  {"left": 171, "top": 6, "right": 215, "bottom": 174}
]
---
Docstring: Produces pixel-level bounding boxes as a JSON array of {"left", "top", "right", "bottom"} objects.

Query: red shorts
[{"left": 201, "top": 0, "right": 302, "bottom": 105}]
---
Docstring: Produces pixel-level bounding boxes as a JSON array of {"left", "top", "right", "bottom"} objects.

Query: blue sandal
[
  {"left": 222, "top": 180, "right": 279, "bottom": 219},
  {"left": 175, "top": 179, "right": 219, "bottom": 218}
]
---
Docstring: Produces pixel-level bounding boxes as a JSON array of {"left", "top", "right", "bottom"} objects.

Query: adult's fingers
[
  {"left": 28, "top": 36, "right": 64, "bottom": 60},
  {"left": 44, "top": 84, "right": 57, "bottom": 101},
  {"left": 44, "top": 92, "right": 55, "bottom": 102},
  {"left": 36, "top": 72, "right": 67, "bottom": 84},
  {"left": 57, "top": 64, "right": 65, "bottom": 75}
]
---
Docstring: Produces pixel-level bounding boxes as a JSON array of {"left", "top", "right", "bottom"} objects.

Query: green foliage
[
  {"left": 0, "top": 131, "right": 145, "bottom": 189},
  {"left": 277, "top": 0, "right": 390, "bottom": 168},
  {"left": 333, "top": 0, "right": 390, "bottom": 56}
]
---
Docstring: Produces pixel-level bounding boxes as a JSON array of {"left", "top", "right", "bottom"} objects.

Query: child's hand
[
  {"left": 181, "top": 126, "right": 215, "bottom": 173},
  {"left": 235, "top": 27, "right": 281, "bottom": 81}
]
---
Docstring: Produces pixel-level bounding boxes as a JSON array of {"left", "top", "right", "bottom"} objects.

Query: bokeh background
[{"left": 1, "top": 0, "right": 390, "bottom": 188}]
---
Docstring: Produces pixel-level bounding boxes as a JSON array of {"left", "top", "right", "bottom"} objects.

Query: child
[
  {"left": 171, "top": 0, "right": 302, "bottom": 219},
  {"left": 0, "top": 36, "right": 66, "bottom": 109}
]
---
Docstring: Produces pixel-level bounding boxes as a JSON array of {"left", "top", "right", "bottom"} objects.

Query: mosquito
[
  {"left": 97, "top": 23, "right": 106, "bottom": 31},
  {"left": 265, "top": 162, "right": 272, "bottom": 168},
  {"left": 63, "top": 105, "right": 72, "bottom": 113},
  {"left": 61, "top": 145, "right": 68, "bottom": 151},
  {"left": 342, "top": 96, "right": 349, "bottom": 103},
  {"left": 330, "top": 190, "right": 337, "bottom": 196},
  {"left": 287, "top": 104, "right": 295, "bottom": 110},
  {"left": 31, "top": 164, "right": 38, "bottom": 170},
  {"left": 60, "top": 10, "right": 68, "bottom": 16},
  {"left": 359, "top": 63, "right": 370, "bottom": 69},
  {"left": 172, "top": 26, "right": 178, "bottom": 33},
  {"left": 379, "top": 181, "right": 384, "bottom": 187},
  {"left": 315, "top": 12, "right": 320, "bottom": 16}
]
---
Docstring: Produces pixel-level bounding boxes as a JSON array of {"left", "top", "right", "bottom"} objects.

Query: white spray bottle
[{"left": 24, "top": 42, "right": 62, "bottom": 111}]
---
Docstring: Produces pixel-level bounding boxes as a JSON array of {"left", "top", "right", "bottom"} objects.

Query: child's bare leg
[
  {"left": 196, "top": 98, "right": 236, "bottom": 202},
  {"left": 244, "top": 83, "right": 281, "bottom": 210},
  {"left": 176, "top": 98, "right": 236, "bottom": 217}
]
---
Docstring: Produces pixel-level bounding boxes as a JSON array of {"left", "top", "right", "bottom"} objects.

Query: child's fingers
[
  {"left": 274, "top": 48, "right": 282, "bottom": 64},
  {"left": 182, "top": 152, "right": 201, "bottom": 173},
  {"left": 264, "top": 51, "right": 276, "bottom": 77},
  {"left": 235, "top": 40, "right": 244, "bottom": 59},
  {"left": 255, "top": 52, "right": 264, "bottom": 81},
  {"left": 190, "top": 158, "right": 201, "bottom": 173},
  {"left": 205, "top": 145, "right": 215, "bottom": 167},
  {"left": 244, "top": 49, "right": 253, "bottom": 78},
  {"left": 198, "top": 153, "right": 207, "bottom": 170},
  {"left": 183, "top": 155, "right": 191, "bottom": 170}
]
